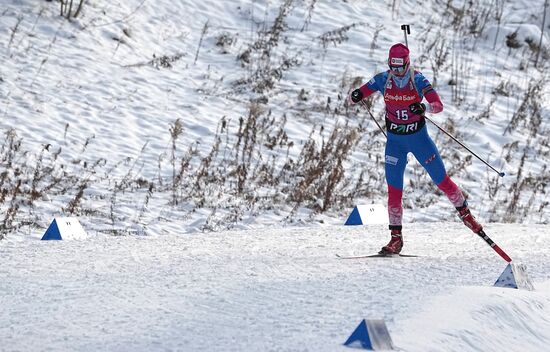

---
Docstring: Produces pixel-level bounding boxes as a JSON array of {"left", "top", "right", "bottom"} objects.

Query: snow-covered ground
[
  {"left": 2, "top": 222, "right": 550, "bottom": 351},
  {"left": 2, "top": 0, "right": 550, "bottom": 351}
]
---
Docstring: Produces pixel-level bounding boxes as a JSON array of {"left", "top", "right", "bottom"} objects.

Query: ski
[
  {"left": 476, "top": 229, "right": 512, "bottom": 262},
  {"left": 336, "top": 253, "right": 419, "bottom": 259}
]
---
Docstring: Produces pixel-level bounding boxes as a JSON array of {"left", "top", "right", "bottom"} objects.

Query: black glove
[
  {"left": 350, "top": 89, "right": 363, "bottom": 103},
  {"left": 409, "top": 102, "right": 426, "bottom": 115}
]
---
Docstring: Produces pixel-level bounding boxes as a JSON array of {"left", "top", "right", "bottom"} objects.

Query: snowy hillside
[{"left": 1, "top": 0, "right": 549, "bottom": 236}]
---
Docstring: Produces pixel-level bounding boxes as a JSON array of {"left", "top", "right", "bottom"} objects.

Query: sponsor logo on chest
[
  {"left": 389, "top": 122, "right": 420, "bottom": 133},
  {"left": 384, "top": 93, "right": 417, "bottom": 102}
]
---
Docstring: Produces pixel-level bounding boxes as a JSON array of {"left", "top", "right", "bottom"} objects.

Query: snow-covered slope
[
  {"left": 1, "top": 223, "right": 549, "bottom": 351},
  {"left": 1, "top": 0, "right": 549, "bottom": 235}
]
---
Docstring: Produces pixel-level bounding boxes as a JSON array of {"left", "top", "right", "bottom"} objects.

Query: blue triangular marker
[
  {"left": 494, "top": 263, "right": 535, "bottom": 291},
  {"left": 344, "top": 320, "right": 373, "bottom": 349},
  {"left": 345, "top": 207, "right": 363, "bottom": 225},
  {"left": 494, "top": 264, "right": 516, "bottom": 288},
  {"left": 344, "top": 319, "right": 394, "bottom": 350},
  {"left": 41, "top": 219, "right": 62, "bottom": 240}
]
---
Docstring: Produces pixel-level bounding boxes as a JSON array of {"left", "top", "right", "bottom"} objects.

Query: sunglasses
[{"left": 389, "top": 65, "right": 407, "bottom": 73}]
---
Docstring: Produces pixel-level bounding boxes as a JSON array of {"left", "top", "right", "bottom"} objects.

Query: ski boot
[
  {"left": 380, "top": 228, "right": 403, "bottom": 255},
  {"left": 456, "top": 202, "right": 483, "bottom": 233}
]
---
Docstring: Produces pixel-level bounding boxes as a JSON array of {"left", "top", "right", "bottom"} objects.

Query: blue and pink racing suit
[{"left": 357, "top": 69, "right": 466, "bottom": 227}]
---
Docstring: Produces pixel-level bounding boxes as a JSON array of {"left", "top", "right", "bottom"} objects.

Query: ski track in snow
[{"left": 1, "top": 222, "right": 550, "bottom": 352}]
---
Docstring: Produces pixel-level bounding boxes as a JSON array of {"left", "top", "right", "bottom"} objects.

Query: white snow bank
[
  {"left": 1, "top": 222, "right": 549, "bottom": 351},
  {"left": 396, "top": 282, "right": 550, "bottom": 352}
]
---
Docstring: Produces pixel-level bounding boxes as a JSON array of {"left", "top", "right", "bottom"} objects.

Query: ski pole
[
  {"left": 424, "top": 115, "right": 505, "bottom": 177},
  {"left": 476, "top": 230, "right": 512, "bottom": 262},
  {"left": 359, "top": 100, "right": 387, "bottom": 138},
  {"left": 401, "top": 24, "right": 410, "bottom": 47}
]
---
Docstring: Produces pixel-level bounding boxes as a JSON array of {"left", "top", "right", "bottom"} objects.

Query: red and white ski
[{"left": 476, "top": 229, "right": 512, "bottom": 262}]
